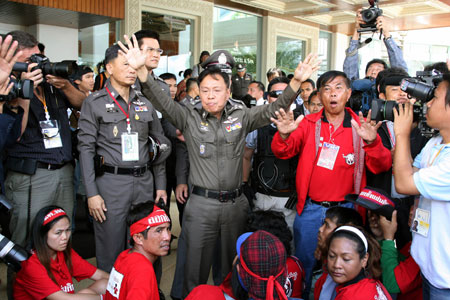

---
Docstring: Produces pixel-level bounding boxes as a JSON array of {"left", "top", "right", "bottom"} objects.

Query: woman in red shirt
[
  {"left": 14, "top": 206, "right": 109, "bottom": 300},
  {"left": 317, "top": 225, "right": 392, "bottom": 300}
]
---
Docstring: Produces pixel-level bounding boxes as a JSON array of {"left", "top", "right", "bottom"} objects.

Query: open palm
[{"left": 118, "top": 35, "right": 147, "bottom": 70}]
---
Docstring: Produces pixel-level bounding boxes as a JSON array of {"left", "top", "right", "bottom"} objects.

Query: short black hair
[
  {"left": 365, "top": 59, "right": 388, "bottom": 75},
  {"left": 308, "top": 90, "right": 319, "bottom": 103},
  {"left": 302, "top": 78, "right": 316, "bottom": 89},
  {"left": 443, "top": 73, "right": 450, "bottom": 107},
  {"left": 246, "top": 210, "right": 293, "bottom": 255},
  {"left": 134, "top": 29, "right": 160, "bottom": 47},
  {"left": 199, "top": 51, "right": 210, "bottom": 64},
  {"left": 160, "top": 72, "right": 177, "bottom": 81},
  {"left": 325, "top": 207, "right": 363, "bottom": 227},
  {"left": 424, "top": 62, "right": 449, "bottom": 74},
  {"left": 376, "top": 67, "right": 409, "bottom": 95},
  {"left": 72, "top": 65, "right": 93, "bottom": 81},
  {"left": 104, "top": 44, "right": 122, "bottom": 65},
  {"left": 317, "top": 70, "right": 350, "bottom": 90},
  {"left": 198, "top": 67, "right": 230, "bottom": 88},
  {"left": 268, "top": 76, "right": 290, "bottom": 92},
  {"left": 184, "top": 68, "right": 193, "bottom": 78},
  {"left": 249, "top": 80, "right": 265, "bottom": 93},
  {"left": 38, "top": 42, "right": 45, "bottom": 53},
  {"left": 186, "top": 78, "right": 198, "bottom": 93},
  {"left": 266, "top": 67, "right": 281, "bottom": 80},
  {"left": 7, "top": 30, "right": 38, "bottom": 49}
]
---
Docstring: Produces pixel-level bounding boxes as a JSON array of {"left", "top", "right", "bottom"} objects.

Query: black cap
[
  {"left": 236, "top": 63, "right": 245, "bottom": 72},
  {"left": 345, "top": 187, "right": 396, "bottom": 220},
  {"left": 201, "top": 50, "right": 235, "bottom": 74}
]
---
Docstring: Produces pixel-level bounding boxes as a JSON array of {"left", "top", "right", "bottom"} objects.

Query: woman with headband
[
  {"left": 14, "top": 206, "right": 109, "bottom": 300},
  {"left": 315, "top": 225, "right": 392, "bottom": 300}
]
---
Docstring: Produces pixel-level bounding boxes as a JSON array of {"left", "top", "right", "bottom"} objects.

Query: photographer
[
  {"left": 344, "top": 8, "right": 408, "bottom": 81},
  {"left": 393, "top": 74, "right": 450, "bottom": 298},
  {"left": 5, "top": 30, "right": 85, "bottom": 252}
]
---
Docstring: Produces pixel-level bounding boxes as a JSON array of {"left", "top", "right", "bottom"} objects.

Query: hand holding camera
[{"left": 20, "top": 62, "right": 43, "bottom": 88}]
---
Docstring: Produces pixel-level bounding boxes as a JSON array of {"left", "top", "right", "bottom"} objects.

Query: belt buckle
[
  {"left": 322, "top": 201, "right": 331, "bottom": 208},
  {"left": 218, "top": 191, "right": 229, "bottom": 202},
  {"left": 132, "top": 166, "right": 144, "bottom": 177}
]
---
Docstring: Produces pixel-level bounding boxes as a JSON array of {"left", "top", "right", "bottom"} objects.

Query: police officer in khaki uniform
[
  {"left": 231, "top": 63, "right": 252, "bottom": 100},
  {"left": 78, "top": 44, "right": 169, "bottom": 272},
  {"left": 119, "top": 34, "right": 320, "bottom": 296}
]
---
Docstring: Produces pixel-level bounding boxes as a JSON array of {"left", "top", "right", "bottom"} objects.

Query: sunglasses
[{"left": 268, "top": 90, "right": 284, "bottom": 98}]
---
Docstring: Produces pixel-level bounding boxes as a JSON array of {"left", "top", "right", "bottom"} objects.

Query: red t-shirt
[
  {"left": 14, "top": 249, "right": 97, "bottom": 300},
  {"left": 308, "top": 118, "right": 355, "bottom": 202},
  {"left": 335, "top": 278, "right": 392, "bottom": 300},
  {"left": 104, "top": 249, "right": 159, "bottom": 300}
]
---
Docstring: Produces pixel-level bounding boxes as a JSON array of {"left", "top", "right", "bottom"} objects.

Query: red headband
[
  {"left": 43, "top": 208, "right": 67, "bottom": 226},
  {"left": 129, "top": 207, "right": 170, "bottom": 236},
  {"left": 239, "top": 249, "right": 287, "bottom": 300}
]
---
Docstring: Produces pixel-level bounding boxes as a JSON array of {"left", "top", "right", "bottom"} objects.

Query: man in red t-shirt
[
  {"left": 105, "top": 202, "right": 171, "bottom": 300},
  {"left": 271, "top": 70, "right": 392, "bottom": 298}
]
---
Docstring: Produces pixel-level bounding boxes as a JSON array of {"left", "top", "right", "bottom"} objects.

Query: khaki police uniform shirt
[
  {"left": 140, "top": 75, "right": 297, "bottom": 191},
  {"left": 78, "top": 80, "right": 166, "bottom": 198}
]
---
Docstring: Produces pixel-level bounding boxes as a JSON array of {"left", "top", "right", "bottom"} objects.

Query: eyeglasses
[
  {"left": 144, "top": 47, "right": 164, "bottom": 55},
  {"left": 268, "top": 90, "right": 283, "bottom": 98}
]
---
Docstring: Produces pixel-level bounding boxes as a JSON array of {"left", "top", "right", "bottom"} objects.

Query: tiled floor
[{"left": 0, "top": 197, "right": 183, "bottom": 299}]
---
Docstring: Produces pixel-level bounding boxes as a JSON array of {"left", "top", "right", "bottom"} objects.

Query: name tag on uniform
[
  {"left": 411, "top": 208, "right": 430, "bottom": 237},
  {"left": 121, "top": 132, "right": 139, "bottom": 161},
  {"left": 40, "top": 120, "right": 63, "bottom": 149},
  {"left": 317, "top": 142, "right": 340, "bottom": 170},
  {"left": 106, "top": 267, "right": 123, "bottom": 299}
]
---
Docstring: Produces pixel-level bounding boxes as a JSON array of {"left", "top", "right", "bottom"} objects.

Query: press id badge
[
  {"left": 39, "top": 120, "right": 62, "bottom": 149},
  {"left": 411, "top": 208, "right": 430, "bottom": 237},
  {"left": 317, "top": 142, "right": 340, "bottom": 170},
  {"left": 121, "top": 132, "right": 139, "bottom": 161}
]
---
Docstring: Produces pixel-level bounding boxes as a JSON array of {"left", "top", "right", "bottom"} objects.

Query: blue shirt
[{"left": 411, "top": 135, "right": 450, "bottom": 289}]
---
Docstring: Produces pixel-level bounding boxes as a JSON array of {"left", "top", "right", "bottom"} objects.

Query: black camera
[
  {"left": 13, "top": 53, "right": 78, "bottom": 79},
  {"left": 0, "top": 195, "right": 29, "bottom": 272},
  {"left": 371, "top": 70, "right": 441, "bottom": 137},
  {"left": 359, "top": 0, "right": 383, "bottom": 33},
  {"left": 0, "top": 77, "right": 33, "bottom": 102},
  {"left": 0, "top": 233, "right": 29, "bottom": 272}
]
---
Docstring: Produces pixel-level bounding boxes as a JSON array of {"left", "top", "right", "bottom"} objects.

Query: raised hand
[
  {"left": 270, "top": 108, "right": 304, "bottom": 140},
  {"left": 117, "top": 34, "right": 147, "bottom": 71},
  {"left": 292, "top": 53, "right": 321, "bottom": 84},
  {"left": 0, "top": 35, "right": 22, "bottom": 85},
  {"left": 351, "top": 110, "right": 381, "bottom": 144}
]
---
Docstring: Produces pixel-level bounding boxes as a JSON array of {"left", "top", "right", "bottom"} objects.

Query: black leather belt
[
  {"left": 37, "top": 162, "right": 68, "bottom": 170},
  {"left": 311, "top": 200, "right": 345, "bottom": 208},
  {"left": 102, "top": 164, "right": 149, "bottom": 177},
  {"left": 192, "top": 186, "right": 243, "bottom": 202}
]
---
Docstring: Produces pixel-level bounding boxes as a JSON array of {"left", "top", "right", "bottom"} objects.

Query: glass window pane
[
  {"left": 276, "top": 36, "right": 305, "bottom": 76},
  {"left": 213, "top": 7, "right": 261, "bottom": 80},
  {"left": 78, "top": 22, "right": 118, "bottom": 70},
  {"left": 319, "top": 31, "right": 332, "bottom": 76},
  {"left": 142, "top": 11, "right": 194, "bottom": 81}
]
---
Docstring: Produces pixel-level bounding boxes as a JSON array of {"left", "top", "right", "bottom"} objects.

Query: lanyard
[
  {"left": 428, "top": 143, "right": 449, "bottom": 166},
  {"left": 35, "top": 88, "right": 50, "bottom": 120},
  {"left": 106, "top": 87, "right": 131, "bottom": 134}
]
